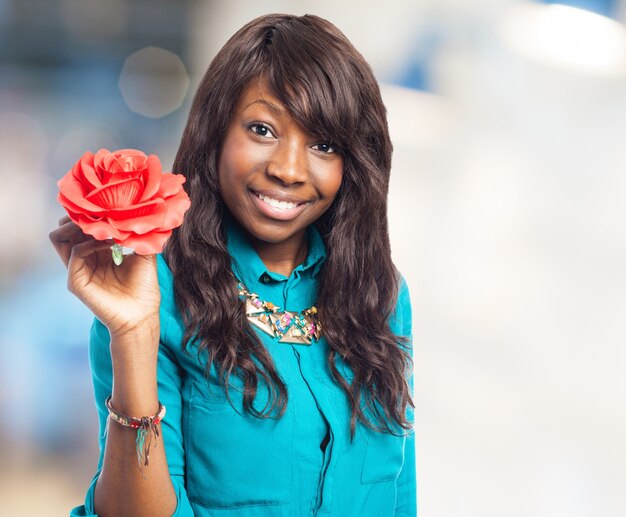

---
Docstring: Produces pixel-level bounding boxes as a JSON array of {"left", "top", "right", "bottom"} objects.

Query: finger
[
  {"left": 70, "top": 238, "right": 115, "bottom": 261},
  {"left": 49, "top": 222, "right": 93, "bottom": 268},
  {"left": 66, "top": 239, "right": 116, "bottom": 291},
  {"left": 49, "top": 219, "right": 88, "bottom": 245},
  {"left": 58, "top": 215, "right": 71, "bottom": 226}
]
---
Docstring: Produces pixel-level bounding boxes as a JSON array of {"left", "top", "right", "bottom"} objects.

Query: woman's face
[{"left": 218, "top": 78, "right": 343, "bottom": 249}]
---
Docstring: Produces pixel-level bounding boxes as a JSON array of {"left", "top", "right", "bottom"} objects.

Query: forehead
[
  {"left": 234, "top": 77, "right": 285, "bottom": 114},
  {"left": 231, "top": 73, "right": 340, "bottom": 144}
]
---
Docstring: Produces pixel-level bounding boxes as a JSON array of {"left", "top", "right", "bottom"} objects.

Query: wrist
[
  {"left": 109, "top": 325, "right": 161, "bottom": 415},
  {"left": 109, "top": 313, "right": 160, "bottom": 343},
  {"left": 109, "top": 388, "right": 160, "bottom": 417},
  {"left": 109, "top": 319, "right": 160, "bottom": 361},
  {"left": 110, "top": 362, "right": 159, "bottom": 415}
]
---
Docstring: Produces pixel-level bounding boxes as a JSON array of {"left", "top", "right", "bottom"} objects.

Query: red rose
[{"left": 57, "top": 148, "right": 191, "bottom": 254}]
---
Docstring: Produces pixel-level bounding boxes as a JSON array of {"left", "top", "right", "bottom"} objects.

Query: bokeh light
[
  {"left": 118, "top": 46, "right": 190, "bottom": 118},
  {"left": 499, "top": 2, "right": 626, "bottom": 76}
]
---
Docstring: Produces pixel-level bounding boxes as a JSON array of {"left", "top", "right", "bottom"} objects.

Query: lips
[
  {"left": 249, "top": 189, "right": 310, "bottom": 221},
  {"left": 256, "top": 193, "right": 300, "bottom": 210}
]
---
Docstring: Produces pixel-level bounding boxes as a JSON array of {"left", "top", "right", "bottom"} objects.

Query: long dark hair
[{"left": 166, "top": 13, "right": 413, "bottom": 436}]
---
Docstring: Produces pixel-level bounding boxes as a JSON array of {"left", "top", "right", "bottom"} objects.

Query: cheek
[
  {"left": 218, "top": 141, "right": 247, "bottom": 195},
  {"left": 319, "top": 162, "right": 344, "bottom": 200},
  {"left": 217, "top": 162, "right": 242, "bottom": 215},
  {"left": 218, "top": 135, "right": 267, "bottom": 190}
]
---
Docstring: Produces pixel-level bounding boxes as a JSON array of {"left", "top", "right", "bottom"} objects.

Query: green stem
[{"left": 111, "top": 243, "right": 124, "bottom": 266}]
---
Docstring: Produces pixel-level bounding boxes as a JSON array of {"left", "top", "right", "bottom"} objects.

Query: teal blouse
[{"left": 71, "top": 223, "right": 416, "bottom": 516}]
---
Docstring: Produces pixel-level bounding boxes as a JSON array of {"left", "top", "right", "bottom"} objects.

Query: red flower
[{"left": 57, "top": 148, "right": 191, "bottom": 254}]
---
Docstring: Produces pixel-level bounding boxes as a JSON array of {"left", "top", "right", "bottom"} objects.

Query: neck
[{"left": 248, "top": 229, "right": 308, "bottom": 276}]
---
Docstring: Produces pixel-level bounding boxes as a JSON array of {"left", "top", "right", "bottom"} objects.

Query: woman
[{"left": 50, "top": 13, "right": 416, "bottom": 517}]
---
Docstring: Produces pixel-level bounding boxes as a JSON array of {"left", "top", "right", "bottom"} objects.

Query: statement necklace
[{"left": 237, "top": 281, "right": 322, "bottom": 345}]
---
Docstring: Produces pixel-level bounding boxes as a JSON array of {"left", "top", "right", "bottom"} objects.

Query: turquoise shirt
[{"left": 71, "top": 223, "right": 416, "bottom": 516}]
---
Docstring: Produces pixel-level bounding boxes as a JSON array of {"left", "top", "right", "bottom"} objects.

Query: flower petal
[
  {"left": 95, "top": 149, "right": 146, "bottom": 184},
  {"left": 86, "top": 178, "right": 143, "bottom": 208},
  {"left": 78, "top": 154, "right": 102, "bottom": 189},
  {"left": 158, "top": 173, "right": 186, "bottom": 198},
  {"left": 58, "top": 175, "right": 106, "bottom": 214},
  {"left": 108, "top": 198, "right": 163, "bottom": 218},
  {"left": 138, "top": 154, "right": 163, "bottom": 202},
  {"left": 108, "top": 208, "right": 167, "bottom": 235},
  {"left": 93, "top": 149, "right": 111, "bottom": 172},
  {"left": 160, "top": 188, "right": 191, "bottom": 229},
  {"left": 72, "top": 151, "right": 94, "bottom": 178},
  {"left": 70, "top": 212, "right": 131, "bottom": 241},
  {"left": 101, "top": 148, "right": 147, "bottom": 174},
  {"left": 119, "top": 230, "right": 172, "bottom": 254},
  {"left": 57, "top": 193, "right": 104, "bottom": 219}
]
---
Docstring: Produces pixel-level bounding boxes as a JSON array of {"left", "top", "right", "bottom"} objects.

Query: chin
[{"left": 247, "top": 223, "right": 303, "bottom": 244}]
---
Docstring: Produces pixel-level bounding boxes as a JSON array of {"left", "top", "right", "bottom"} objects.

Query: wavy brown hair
[{"left": 165, "top": 13, "right": 413, "bottom": 437}]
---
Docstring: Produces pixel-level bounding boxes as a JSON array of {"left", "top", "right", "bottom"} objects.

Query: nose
[{"left": 266, "top": 139, "right": 308, "bottom": 186}]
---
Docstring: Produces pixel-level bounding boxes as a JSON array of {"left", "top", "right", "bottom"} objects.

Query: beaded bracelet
[{"left": 105, "top": 396, "right": 166, "bottom": 475}]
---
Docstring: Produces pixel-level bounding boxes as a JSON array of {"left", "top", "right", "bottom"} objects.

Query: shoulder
[
  {"left": 389, "top": 271, "right": 412, "bottom": 340},
  {"left": 397, "top": 272, "right": 411, "bottom": 311},
  {"left": 155, "top": 253, "right": 177, "bottom": 315}
]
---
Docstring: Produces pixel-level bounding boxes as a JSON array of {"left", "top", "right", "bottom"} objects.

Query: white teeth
[{"left": 258, "top": 193, "right": 298, "bottom": 210}]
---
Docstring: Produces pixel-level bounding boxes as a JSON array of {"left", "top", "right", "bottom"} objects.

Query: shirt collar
[{"left": 225, "top": 217, "right": 326, "bottom": 292}]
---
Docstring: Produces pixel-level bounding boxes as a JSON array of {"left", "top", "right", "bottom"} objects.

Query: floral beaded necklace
[{"left": 237, "top": 281, "right": 322, "bottom": 345}]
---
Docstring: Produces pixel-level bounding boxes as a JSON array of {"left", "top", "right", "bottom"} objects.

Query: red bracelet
[{"left": 105, "top": 396, "right": 166, "bottom": 475}]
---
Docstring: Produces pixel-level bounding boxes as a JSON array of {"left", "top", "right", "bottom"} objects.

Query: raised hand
[{"left": 49, "top": 215, "right": 161, "bottom": 343}]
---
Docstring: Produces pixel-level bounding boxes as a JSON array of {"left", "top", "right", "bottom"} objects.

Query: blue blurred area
[
  {"left": 394, "top": 30, "right": 439, "bottom": 93},
  {"left": 542, "top": 0, "right": 617, "bottom": 17},
  {"left": 0, "top": 265, "right": 95, "bottom": 451},
  {"left": 0, "top": 0, "right": 194, "bottom": 490}
]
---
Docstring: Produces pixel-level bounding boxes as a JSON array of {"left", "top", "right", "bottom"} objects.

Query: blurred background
[{"left": 1, "top": 0, "right": 625, "bottom": 515}]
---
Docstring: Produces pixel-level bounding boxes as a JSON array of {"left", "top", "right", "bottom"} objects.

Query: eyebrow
[{"left": 242, "top": 99, "right": 284, "bottom": 115}]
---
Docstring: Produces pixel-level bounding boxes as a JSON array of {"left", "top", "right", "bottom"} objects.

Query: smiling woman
[
  {"left": 218, "top": 78, "right": 344, "bottom": 273},
  {"left": 49, "top": 13, "right": 415, "bottom": 517}
]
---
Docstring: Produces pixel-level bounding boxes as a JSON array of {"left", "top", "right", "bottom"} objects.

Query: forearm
[{"left": 94, "top": 327, "right": 177, "bottom": 517}]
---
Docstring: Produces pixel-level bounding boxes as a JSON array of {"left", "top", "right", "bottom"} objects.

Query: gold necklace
[{"left": 237, "top": 282, "right": 322, "bottom": 345}]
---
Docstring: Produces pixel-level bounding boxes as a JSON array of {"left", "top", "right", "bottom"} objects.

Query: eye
[
  {"left": 249, "top": 123, "right": 275, "bottom": 138},
  {"left": 312, "top": 142, "right": 338, "bottom": 154}
]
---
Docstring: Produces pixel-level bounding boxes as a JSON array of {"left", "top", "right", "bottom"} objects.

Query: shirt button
[{"left": 261, "top": 274, "right": 271, "bottom": 283}]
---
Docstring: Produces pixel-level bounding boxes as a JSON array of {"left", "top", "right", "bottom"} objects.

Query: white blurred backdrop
[{"left": 1, "top": 1, "right": 625, "bottom": 515}]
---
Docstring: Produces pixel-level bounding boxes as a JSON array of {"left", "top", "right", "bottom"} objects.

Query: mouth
[
  {"left": 250, "top": 189, "right": 310, "bottom": 221},
  {"left": 255, "top": 192, "right": 302, "bottom": 210}
]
